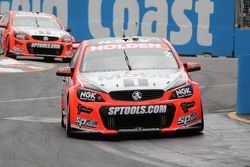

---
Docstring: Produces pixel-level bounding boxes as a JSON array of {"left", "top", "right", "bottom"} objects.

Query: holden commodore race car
[
  {"left": 56, "top": 36, "right": 204, "bottom": 137},
  {"left": 0, "top": 11, "right": 74, "bottom": 62}
]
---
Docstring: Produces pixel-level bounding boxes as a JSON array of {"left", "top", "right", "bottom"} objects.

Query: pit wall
[{"left": 0, "top": 0, "right": 247, "bottom": 57}]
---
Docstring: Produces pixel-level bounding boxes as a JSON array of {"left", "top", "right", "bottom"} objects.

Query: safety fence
[{"left": 237, "top": 0, "right": 250, "bottom": 28}]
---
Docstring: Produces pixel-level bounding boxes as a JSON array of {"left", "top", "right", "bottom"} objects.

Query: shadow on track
[{"left": 69, "top": 131, "right": 204, "bottom": 142}]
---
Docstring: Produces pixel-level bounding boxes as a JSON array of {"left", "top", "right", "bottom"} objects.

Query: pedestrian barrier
[{"left": 237, "top": 54, "right": 250, "bottom": 114}]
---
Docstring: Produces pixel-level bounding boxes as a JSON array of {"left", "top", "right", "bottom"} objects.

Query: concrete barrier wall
[{"left": 0, "top": 0, "right": 237, "bottom": 56}]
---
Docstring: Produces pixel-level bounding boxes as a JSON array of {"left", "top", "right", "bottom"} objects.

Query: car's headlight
[
  {"left": 14, "top": 32, "right": 30, "bottom": 40},
  {"left": 77, "top": 88, "right": 104, "bottom": 102},
  {"left": 62, "top": 35, "right": 72, "bottom": 43},
  {"left": 170, "top": 84, "right": 193, "bottom": 99}
]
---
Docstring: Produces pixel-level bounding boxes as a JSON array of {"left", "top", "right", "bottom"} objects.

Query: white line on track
[
  {"left": 214, "top": 108, "right": 236, "bottom": 112},
  {"left": 3, "top": 116, "right": 60, "bottom": 123},
  {"left": 0, "top": 96, "right": 60, "bottom": 104},
  {"left": 200, "top": 83, "right": 237, "bottom": 89}
]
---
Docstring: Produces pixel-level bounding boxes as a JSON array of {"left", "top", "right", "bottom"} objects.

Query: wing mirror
[
  {"left": 183, "top": 62, "right": 201, "bottom": 72},
  {"left": 66, "top": 28, "right": 71, "bottom": 32},
  {"left": 72, "top": 42, "right": 81, "bottom": 53},
  {"left": 56, "top": 67, "right": 72, "bottom": 77}
]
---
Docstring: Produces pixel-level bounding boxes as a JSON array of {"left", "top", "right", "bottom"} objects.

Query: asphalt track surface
[{"left": 0, "top": 56, "right": 249, "bottom": 167}]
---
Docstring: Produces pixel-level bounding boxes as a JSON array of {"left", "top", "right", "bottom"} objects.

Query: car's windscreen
[
  {"left": 80, "top": 46, "right": 179, "bottom": 72},
  {"left": 12, "top": 16, "right": 62, "bottom": 29}
]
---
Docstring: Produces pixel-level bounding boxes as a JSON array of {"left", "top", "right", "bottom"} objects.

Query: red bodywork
[
  {"left": 0, "top": 11, "right": 74, "bottom": 60},
  {"left": 57, "top": 37, "right": 204, "bottom": 136}
]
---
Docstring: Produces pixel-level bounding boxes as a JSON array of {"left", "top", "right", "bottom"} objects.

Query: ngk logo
[
  {"left": 80, "top": 91, "right": 96, "bottom": 101},
  {"left": 176, "top": 86, "right": 192, "bottom": 98}
]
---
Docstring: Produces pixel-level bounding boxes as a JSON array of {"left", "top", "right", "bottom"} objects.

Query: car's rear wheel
[{"left": 61, "top": 111, "right": 65, "bottom": 128}]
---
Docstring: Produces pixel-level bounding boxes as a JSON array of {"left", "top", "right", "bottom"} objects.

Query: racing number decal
[{"left": 123, "top": 78, "right": 149, "bottom": 87}]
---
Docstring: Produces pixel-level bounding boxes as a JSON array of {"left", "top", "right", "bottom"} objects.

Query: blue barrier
[
  {"left": 0, "top": 0, "right": 235, "bottom": 57},
  {"left": 237, "top": 54, "right": 250, "bottom": 114},
  {"left": 234, "top": 29, "right": 250, "bottom": 57}
]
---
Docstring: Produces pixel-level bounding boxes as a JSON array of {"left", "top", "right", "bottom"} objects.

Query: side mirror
[
  {"left": 72, "top": 42, "right": 81, "bottom": 53},
  {"left": 183, "top": 62, "right": 201, "bottom": 72},
  {"left": 0, "top": 23, "right": 7, "bottom": 29},
  {"left": 66, "top": 28, "right": 71, "bottom": 33},
  {"left": 56, "top": 67, "right": 72, "bottom": 77}
]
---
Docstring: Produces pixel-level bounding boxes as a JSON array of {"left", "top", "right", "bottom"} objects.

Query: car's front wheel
[
  {"left": 193, "top": 104, "right": 204, "bottom": 133},
  {"left": 66, "top": 103, "right": 73, "bottom": 137},
  {"left": 5, "top": 36, "right": 16, "bottom": 59}
]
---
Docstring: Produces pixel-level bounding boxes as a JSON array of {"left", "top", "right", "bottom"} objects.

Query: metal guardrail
[{"left": 237, "top": 0, "right": 250, "bottom": 28}]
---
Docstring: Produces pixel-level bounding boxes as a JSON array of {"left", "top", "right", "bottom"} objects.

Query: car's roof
[
  {"left": 86, "top": 36, "right": 164, "bottom": 46},
  {"left": 10, "top": 11, "right": 55, "bottom": 17}
]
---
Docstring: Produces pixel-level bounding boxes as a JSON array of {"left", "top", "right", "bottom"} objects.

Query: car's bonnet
[
  {"left": 13, "top": 26, "right": 69, "bottom": 38},
  {"left": 77, "top": 69, "right": 187, "bottom": 93}
]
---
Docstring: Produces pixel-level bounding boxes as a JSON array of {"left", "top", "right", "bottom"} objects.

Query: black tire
[
  {"left": 61, "top": 111, "right": 65, "bottom": 128},
  {"left": 5, "top": 37, "right": 16, "bottom": 59},
  {"left": 44, "top": 57, "right": 54, "bottom": 62},
  {"left": 66, "top": 104, "right": 73, "bottom": 137},
  {"left": 194, "top": 104, "right": 204, "bottom": 133}
]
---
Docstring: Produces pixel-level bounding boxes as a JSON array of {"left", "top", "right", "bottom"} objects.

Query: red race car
[
  {"left": 0, "top": 11, "right": 74, "bottom": 62},
  {"left": 56, "top": 36, "right": 204, "bottom": 137}
]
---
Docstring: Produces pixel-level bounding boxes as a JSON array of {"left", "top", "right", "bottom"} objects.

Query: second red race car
[
  {"left": 0, "top": 11, "right": 74, "bottom": 62},
  {"left": 56, "top": 36, "right": 204, "bottom": 137}
]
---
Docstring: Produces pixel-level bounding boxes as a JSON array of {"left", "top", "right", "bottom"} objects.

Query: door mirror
[
  {"left": 183, "top": 62, "right": 201, "bottom": 72},
  {"left": 56, "top": 67, "right": 72, "bottom": 77},
  {"left": 66, "top": 28, "right": 71, "bottom": 32},
  {"left": 0, "top": 23, "right": 7, "bottom": 29},
  {"left": 72, "top": 42, "right": 81, "bottom": 53}
]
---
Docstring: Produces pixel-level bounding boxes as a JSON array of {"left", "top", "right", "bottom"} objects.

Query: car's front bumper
[
  {"left": 9, "top": 38, "right": 73, "bottom": 59},
  {"left": 68, "top": 84, "right": 203, "bottom": 135}
]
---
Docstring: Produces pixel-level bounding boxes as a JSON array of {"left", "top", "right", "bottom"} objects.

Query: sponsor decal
[
  {"left": 30, "top": 43, "right": 61, "bottom": 49},
  {"left": 108, "top": 105, "right": 167, "bottom": 116},
  {"left": 175, "top": 85, "right": 193, "bottom": 98},
  {"left": 15, "top": 13, "right": 53, "bottom": 18},
  {"left": 98, "top": 73, "right": 170, "bottom": 81},
  {"left": 76, "top": 117, "right": 98, "bottom": 128},
  {"left": 123, "top": 78, "right": 149, "bottom": 87},
  {"left": 177, "top": 112, "right": 197, "bottom": 126},
  {"left": 86, "top": 43, "right": 164, "bottom": 53},
  {"left": 132, "top": 91, "right": 142, "bottom": 101},
  {"left": 78, "top": 90, "right": 96, "bottom": 101}
]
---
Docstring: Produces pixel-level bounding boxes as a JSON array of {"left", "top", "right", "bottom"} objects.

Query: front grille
[
  {"left": 27, "top": 43, "right": 63, "bottom": 55},
  {"left": 100, "top": 105, "right": 175, "bottom": 130},
  {"left": 32, "top": 36, "right": 59, "bottom": 41},
  {"left": 109, "top": 90, "right": 164, "bottom": 101}
]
